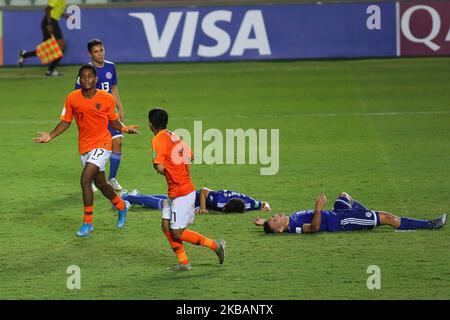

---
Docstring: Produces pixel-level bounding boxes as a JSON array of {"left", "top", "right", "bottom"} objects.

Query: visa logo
[{"left": 129, "top": 10, "right": 271, "bottom": 58}]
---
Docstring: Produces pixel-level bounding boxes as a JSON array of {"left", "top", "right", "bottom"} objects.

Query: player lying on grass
[
  {"left": 253, "top": 192, "right": 447, "bottom": 234},
  {"left": 119, "top": 187, "right": 271, "bottom": 213},
  {"left": 33, "top": 64, "right": 139, "bottom": 237}
]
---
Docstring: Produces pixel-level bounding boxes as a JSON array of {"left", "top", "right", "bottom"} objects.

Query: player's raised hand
[
  {"left": 33, "top": 132, "right": 51, "bottom": 143},
  {"left": 121, "top": 125, "right": 140, "bottom": 135},
  {"left": 261, "top": 201, "right": 271, "bottom": 212},
  {"left": 253, "top": 217, "right": 266, "bottom": 226},
  {"left": 315, "top": 193, "right": 327, "bottom": 210},
  {"left": 128, "top": 125, "right": 140, "bottom": 134}
]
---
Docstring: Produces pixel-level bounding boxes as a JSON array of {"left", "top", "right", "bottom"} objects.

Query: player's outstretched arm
[
  {"left": 199, "top": 187, "right": 211, "bottom": 214},
  {"left": 111, "top": 85, "right": 125, "bottom": 121},
  {"left": 110, "top": 119, "right": 140, "bottom": 134},
  {"left": 253, "top": 217, "right": 267, "bottom": 226},
  {"left": 261, "top": 201, "right": 271, "bottom": 212},
  {"left": 303, "top": 193, "right": 327, "bottom": 233},
  {"left": 33, "top": 121, "right": 71, "bottom": 143},
  {"left": 121, "top": 125, "right": 140, "bottom": 134}
]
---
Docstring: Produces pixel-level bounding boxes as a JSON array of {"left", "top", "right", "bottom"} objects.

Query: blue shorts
[
  {"left": 337, "top": 209, "right": 380, "bottom": 232},
  {"left": 333, "top": 196, "right": 369, "bottom": 212},
  {"left": 108, "top": 124, "right": 123, "bottom": 139},
  {"left": 331, "top": 196, "right": 380, "bottom": 231}
]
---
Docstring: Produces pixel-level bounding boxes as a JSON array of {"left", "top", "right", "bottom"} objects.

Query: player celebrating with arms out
[
  {"left": 149, "top": 108, "right": 225, "bottom": 271},
  {"left": 33, "top": 64, "right": 139, "bottom": 237},
  {"left": 76, "top": 39, "right": 126, "bottom": 192}
]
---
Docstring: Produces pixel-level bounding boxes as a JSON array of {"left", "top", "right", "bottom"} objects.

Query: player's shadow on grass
[
  {"left": 22, "top": 192, "right": 80, "bottom": 215},
  {"left": 201, "top": 210, "right": 250, "bottom": 216},
  {"left": 149, "top": 265, "right": 224, "bottom": 283},
  {"left": 252, "top": 230, "right": 321, "bottom": 237},
  {"left": 250, "top": 228, "right": 399, "bottom": 238}
]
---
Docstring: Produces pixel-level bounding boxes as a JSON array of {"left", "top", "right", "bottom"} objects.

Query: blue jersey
[
  {"left": 194, "top": 190, "right": 261, "bottom": 211},
  {"left": 287, "top": 210, "right": 335, "bottom": 234},
  {"left": 287, "top": 197, "right": 380, "bottom": 234},
  {"left": 75, "top": 60, "right": 117, "bottom": 93}
]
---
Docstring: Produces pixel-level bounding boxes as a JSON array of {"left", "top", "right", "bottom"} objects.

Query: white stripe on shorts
[{"left": 341, "top": 218, "right": 375, "bottom": 225}]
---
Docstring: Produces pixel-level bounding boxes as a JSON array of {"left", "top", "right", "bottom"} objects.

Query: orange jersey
[
  {"left": 152, "top": 130, "right": 195, "bottom": 198},
  {"left": 60, "top": 89, "right": 118, "bottom": 155}
]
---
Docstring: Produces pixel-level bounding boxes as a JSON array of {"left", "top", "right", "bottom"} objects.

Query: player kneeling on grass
[
  {"left": 119, "top": 187, "right": 271, "bottom": 214},
  {"left": 33, "top": 64, "right": 139, "bottom": 237},
  {"left": 254, "top": 192, "right": 447, "bottom": 234}
]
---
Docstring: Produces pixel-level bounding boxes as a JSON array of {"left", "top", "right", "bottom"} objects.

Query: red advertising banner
[{"left": 400, "top": 1, "right": 450, "bottom": 56}]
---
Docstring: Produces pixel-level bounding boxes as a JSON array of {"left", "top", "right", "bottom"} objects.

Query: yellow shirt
[{"left": 48, "top": 0, "right": 66, "bottom": 21}]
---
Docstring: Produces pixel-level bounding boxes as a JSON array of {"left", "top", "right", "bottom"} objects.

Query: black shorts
[{"left": 40, "top": 17, "right": 63, "bottom": 41}]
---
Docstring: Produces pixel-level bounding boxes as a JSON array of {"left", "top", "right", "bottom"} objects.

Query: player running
[
  {"left": 33, "top": 64, "right": 139, "bottom": 237},
  {"left": 149, "top": 108, "right": 225, "bottom": 271},
  {"left": 119, "top": 187, "right": 271, "bottom": 214},
  {"left": 254, "top": 192, "right": 447, "bottom": 234},
  {"left": 75, "top": 39, "right": 126, "bottom": 192}
]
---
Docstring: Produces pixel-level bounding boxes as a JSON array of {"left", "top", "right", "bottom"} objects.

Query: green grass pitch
[{"left": 0, "top": 57, "right": 449, "bottom": 299}]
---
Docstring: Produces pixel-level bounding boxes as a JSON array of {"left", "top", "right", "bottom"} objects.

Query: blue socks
[
  {"left": 109, "top": 152, "right": 122, "bottom": 180},
  {"left": 123, "top": 194, "right": 167, "bottom": 210},
  {"left": 398, "top": 217, "right": 432, "bottom": 230}
]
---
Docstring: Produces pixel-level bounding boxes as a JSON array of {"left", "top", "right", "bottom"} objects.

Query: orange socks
[
  {"left": 84, "top": 196, "right": 124, "bottom": 225},
  {"left": 164, "top": 231, "right": 189, "bottom": 265},
  {"left": 84, "top": 206, "right": 93, "bottom": 224},
  {"left": 111, "top": 195, "right": 125, "bottom": 211},
  {"left": 179, "top": 230, "right": 218, "bottom": 251}
]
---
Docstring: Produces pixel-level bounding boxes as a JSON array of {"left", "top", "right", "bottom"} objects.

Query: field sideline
[{"left": 0, "top": 57, "right": 449, "bottom": 299}]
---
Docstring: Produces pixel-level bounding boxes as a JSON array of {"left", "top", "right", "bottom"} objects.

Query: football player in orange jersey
[
  {"left": 149, "top": 108, "right": 225, "bottom": 271},
  {"left": 33, "top": 64, "right": 139, "bottom": 237}
]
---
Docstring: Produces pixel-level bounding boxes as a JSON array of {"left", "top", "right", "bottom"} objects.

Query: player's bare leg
[
  {"left": 339, "top": 192, "right": 353, "bottom": 204},
  {"left": 161, "top": 218, "right": 170, "bottom": 233},
  {"left": 77, "top": 163, "right": 99, "bottom": 236},
  {"left": 94, "top": 171, "right": 118, "bottom": 201},
  {"left": 379, "top": 211, "right": 446, "bottom": 230},
  {"left": 112, "top": 137, "right": 122, "bottom": 155},
  {"left": 161, "top": 221, "right": 192, "bottom": 271},
  {"left": 93, "top": 169, "right": 129, "bottom": 228},
  {"left": 80, "top": 163, "right": 99, "bottom": 208},
  {"left": 170, "top": 228, "right": 185, "bottom": 241},
  {"left": 172, "top": 228, "right": 225, "bottom": 265},
  {"left": 378, "top": 211, "right": 401, "bottom": 228}
]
